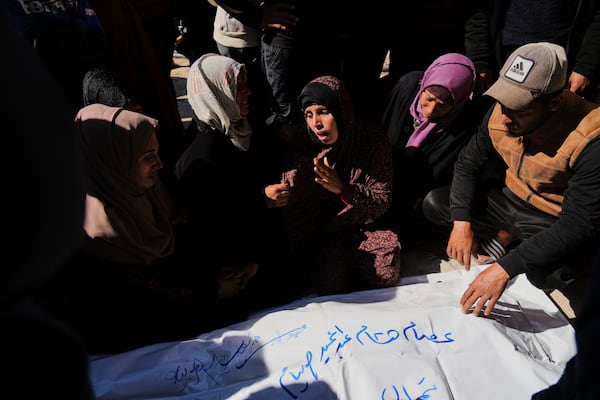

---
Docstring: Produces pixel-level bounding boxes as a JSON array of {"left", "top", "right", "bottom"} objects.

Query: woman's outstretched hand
[{"left": 314, "top": 157, "right": 344, "bottom": 195}]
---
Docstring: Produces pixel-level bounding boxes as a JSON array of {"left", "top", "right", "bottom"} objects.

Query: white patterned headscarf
[{"left": 186, "top": 53, "right": 251, "bottom": 152}]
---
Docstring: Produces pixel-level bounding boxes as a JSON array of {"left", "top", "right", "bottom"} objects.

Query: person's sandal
[{"left": 478, "top": 237, "right": 507, "bottom": 262}]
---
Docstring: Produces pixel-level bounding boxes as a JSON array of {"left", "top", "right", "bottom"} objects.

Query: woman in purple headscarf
[{"left": 381, "top": 52, "right": 486, "bottom": 239}]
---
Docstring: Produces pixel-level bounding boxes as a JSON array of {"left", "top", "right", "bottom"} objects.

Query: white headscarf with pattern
[{"left": 186, "top": 53, "right": 251, "bottom": 151}]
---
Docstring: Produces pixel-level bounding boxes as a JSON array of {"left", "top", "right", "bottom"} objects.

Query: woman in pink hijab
[
  {"left": 381, "top": 52, "right": 487, "bottom": 239},
  {"left": 61, "top": 103, "right": 256, "bottom": 354}
]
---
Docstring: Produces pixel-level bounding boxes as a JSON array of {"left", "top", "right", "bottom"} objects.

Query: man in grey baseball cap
[
  {"left": 484, "top": 42, "right": 568, "bottom": 110},
  {"left": 421, "top": 41, "right": 600, "bottom": 319}
]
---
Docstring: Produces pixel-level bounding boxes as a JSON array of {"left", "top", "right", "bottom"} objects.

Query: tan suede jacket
[{"left": 488, "top": 91, "right": 600, "bottom": 216}]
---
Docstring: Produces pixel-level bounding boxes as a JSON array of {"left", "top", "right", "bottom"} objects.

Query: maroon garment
[{"left": 279, "top": 76, "right": 400, "bottom": 295}]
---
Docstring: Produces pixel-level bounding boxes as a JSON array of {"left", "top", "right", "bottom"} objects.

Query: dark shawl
[{"left": 281, "top": 75, "right": 394, "bottom": 252}]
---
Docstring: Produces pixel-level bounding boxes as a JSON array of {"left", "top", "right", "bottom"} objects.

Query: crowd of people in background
[{"left": 2, "top": 1, "right": 600, "bottom": 399}]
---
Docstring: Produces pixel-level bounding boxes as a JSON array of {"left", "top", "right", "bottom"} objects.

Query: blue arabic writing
[
  {"left": 165, "top": 325, "right": 308, "bottom": 391},
  {"left": 381, "top": 376, "right": 438, "bottom": 400},
  {"left": 280, "top": 322, "right": 453, "bottom": 398},
  {"left": 164, "top": 320, "right": 453, "bottom": 397}
]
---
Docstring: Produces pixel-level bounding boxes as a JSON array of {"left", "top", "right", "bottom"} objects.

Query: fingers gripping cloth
[{"left": 478, "top": 238, "right": 507, "bottom": 262}]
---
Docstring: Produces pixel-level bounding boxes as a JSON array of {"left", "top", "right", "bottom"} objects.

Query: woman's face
[
  {"left": 130, "top": 133, "right": 163, "bottom": 192},
  {"left": 419, "top": 89, "right": 454, "bottom": 120},
  {"left": 236, "top": 74, "right": 251, "bottom": 117},
  {"left": 303, "top": 104, "right": 339, "bottom": 145}
]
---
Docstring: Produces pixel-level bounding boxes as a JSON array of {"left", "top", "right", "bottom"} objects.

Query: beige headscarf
[
  {"left": 186, "top": 53, "right": 251, "bottom": 151},
  {"left": 74, "top": 104, "right": 175, "bottom": 265}
]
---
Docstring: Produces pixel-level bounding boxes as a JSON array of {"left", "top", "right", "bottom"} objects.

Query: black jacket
[
  {"left": 464, "top": 0, "right": 600, "bottom": 82},
  {"left": 450, "top": 106, "right": 600, "bottom": 278}
]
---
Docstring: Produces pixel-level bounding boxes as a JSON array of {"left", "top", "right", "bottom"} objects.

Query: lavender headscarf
[{"left": 405, "top": 53, "right": 476, "bottom": 149}]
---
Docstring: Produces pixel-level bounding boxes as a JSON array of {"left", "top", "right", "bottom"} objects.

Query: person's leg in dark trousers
[
  {"left": 261, "top": 38, "right": 301, "bottom": 127},
  {"left": 423, "top": 185, "right": 557, "bottom": 241},
  {"left": 422, "top": 185, "right": 594, "bottom": 293}
]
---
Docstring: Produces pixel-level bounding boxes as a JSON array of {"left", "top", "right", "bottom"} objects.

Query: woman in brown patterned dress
[{"left": 276, "top": 75, "right": 401, "bottom": 296}]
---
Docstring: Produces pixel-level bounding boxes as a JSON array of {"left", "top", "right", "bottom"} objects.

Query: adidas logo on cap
[{"left": 505, "top": 56, "right": 534, "bottom": 83}]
